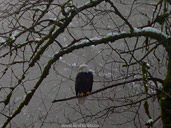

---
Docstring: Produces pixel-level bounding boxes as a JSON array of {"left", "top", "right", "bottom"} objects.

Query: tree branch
[{"left": 52, "top": 77, "right": 163, "bottom": 103}]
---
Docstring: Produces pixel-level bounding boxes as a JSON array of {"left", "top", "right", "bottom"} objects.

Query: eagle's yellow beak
[{"left": 78, "top": 66, "right": 83, "bottom": 71}]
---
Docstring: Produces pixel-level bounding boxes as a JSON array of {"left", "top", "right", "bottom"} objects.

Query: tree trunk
[{"left": 160, "top": 41, "right": 171, "bottom": 128}]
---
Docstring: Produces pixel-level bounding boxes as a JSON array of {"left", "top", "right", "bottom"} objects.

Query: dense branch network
[{"left": 0, "top": 0, "right": 170, "bottom": 127}]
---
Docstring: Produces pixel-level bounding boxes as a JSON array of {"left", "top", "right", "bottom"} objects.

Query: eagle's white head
[{"left": 78, "top": 64, "right": 89, "bottom": 73}]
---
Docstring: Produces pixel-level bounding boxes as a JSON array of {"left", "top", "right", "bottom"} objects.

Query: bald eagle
[{"left": 75, "top": 64, "right": 93, "bottom": 104}]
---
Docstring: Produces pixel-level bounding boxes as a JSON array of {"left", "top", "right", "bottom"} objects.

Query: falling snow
[
  {"left": 0, "top": 37, "right": 5, "bottom": 43},
  {"left": 71, "top": 63, "right": 76, "bottom": 67}
]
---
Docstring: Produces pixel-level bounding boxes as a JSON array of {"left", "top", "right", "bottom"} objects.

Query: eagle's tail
[{"left": 78, "top": 97, "right": 87, "bottom": 105}]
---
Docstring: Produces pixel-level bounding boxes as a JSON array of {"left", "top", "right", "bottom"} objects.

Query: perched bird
[{"left": 75, "top": 64, "right": 93, "bottom": 104}]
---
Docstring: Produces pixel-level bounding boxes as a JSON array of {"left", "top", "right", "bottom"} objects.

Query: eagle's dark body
[{"left": 75, "top": 72, "right": 93, "bottom": 96}]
